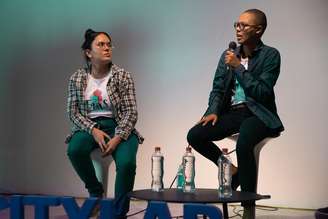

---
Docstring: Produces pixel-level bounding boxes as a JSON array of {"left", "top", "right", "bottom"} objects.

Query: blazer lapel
[
  {"left": 247, "top": 58, "right": 259, "bottom": 73},
  {"left": 247, "top": 41, "right": 264, "bottom": 73}
]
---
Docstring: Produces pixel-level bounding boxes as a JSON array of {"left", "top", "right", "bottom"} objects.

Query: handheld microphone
[
  {"left": 227, "top": 41, "right": 237, "bottom": 70},
  {"left": 228, "top": 41, "right": 237, "bottom": 51}
]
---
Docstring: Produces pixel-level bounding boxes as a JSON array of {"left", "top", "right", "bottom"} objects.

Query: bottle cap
[
  {"left": 222, "top": 148, "right": 228, "bottom": 154},
  {"left": 155, "top": 147, "right": 161, "bottom": 152},
  {"left": 186, "top": 146, "right": 192, "bottom": 152}
]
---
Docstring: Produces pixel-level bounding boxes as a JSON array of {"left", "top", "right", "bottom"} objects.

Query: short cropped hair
[{"left": 244, "top": 9, "right": 267, "bottom": 35}]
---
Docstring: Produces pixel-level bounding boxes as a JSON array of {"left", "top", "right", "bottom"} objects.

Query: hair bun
[{"left": 85, "top": 29, "right": 95, "bottom": 39}]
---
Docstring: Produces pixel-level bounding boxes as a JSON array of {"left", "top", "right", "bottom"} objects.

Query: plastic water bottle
[
  {"left": 183, "top": 146, "right": 195, "bottom": 193},
  {"left": 151, "top": 147, "right": 164, "bottom": 192},
  {"left": 176, "top": 164, "right": 184, "bottom": 190},
  {"left": 218, "top": 148, "right": 232, "bottom": 198}
]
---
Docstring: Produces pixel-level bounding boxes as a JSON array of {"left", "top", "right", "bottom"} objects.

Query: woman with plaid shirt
[{"left": 66, "top": 29, "right": 143, "bottom": 218}]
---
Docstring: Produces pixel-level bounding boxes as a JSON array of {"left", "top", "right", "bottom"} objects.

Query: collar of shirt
[{"left": 235, "top": 40, "right": 264, "bottom": 58}]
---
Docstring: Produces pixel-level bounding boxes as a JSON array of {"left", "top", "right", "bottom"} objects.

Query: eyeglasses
[
  {"left": 96, "top": 42, "right": 114, "bottom": 50},
  {"left": 233, "top": 22, "right": 259, "bottom": 31}
]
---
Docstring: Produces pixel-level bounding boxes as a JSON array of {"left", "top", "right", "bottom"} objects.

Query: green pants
[{"left": 67, "top": 117, "right": 138, "bottom": 217}]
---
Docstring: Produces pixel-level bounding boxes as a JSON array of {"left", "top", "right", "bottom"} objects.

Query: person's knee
[
  {"left": 67, "top": 132, "right": 94, "bottom": 157},
  {"left": 67, "top": 143, "right": 90, "bottom": 157},
  {"left": 187, "top": 127, "right": 201, "bottom": 146}
]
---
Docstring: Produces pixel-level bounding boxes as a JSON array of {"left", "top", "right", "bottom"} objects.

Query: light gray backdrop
[{"left": 0, "top": 0, "right": 327, "bottom": 209}]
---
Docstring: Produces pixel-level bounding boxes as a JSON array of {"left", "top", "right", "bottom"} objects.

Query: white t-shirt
[{"left": 84, "top": 71, "right": 113, "bottom": 118}]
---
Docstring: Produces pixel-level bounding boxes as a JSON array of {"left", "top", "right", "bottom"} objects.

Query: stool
[
  {"left": 91, "top": 148, "right": 115, "bottom": 197},
  {"left": 227, "top": 134, "right": 276, "bottom": 192},
  {"left": 315, "top": 207, "right": 328, "bottom": 219}
]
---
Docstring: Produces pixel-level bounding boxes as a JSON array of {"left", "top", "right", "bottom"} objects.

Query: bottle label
[
  {"left": 152, "top": 156, "right": 163, "bottom": 177},
  {"left": 184, "top": 157, "right": 194, "bottom": 183},
  {"left": 177, "top": 165, "right": 184, "bottom": 189},
  {"left": 218, "top": 158, "right": 232, "bottom": 186},
  {"left": 223, "top": 164, "right": 231, "bottom": 183}
]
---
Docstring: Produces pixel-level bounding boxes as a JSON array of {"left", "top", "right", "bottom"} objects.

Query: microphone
[
  {"left": 227, "top": 41, "right": 237, "bottom": 70},
  {"left": 228, "top": 41, "right": 237, "bottom": 51}
]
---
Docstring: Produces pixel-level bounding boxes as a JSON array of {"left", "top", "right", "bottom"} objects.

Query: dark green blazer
[{"left": 205, "top": 41, "right": 284, "bottom": 132}]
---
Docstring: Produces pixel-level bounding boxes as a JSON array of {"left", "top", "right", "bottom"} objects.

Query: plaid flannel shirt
[{"left": 66, "top": 64, "right": 144, "bottom": 144}]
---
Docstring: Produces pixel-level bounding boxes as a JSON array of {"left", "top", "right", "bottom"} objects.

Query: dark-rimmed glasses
[{"left": 233, "top": 22, "right": 259, "bottom": 31}]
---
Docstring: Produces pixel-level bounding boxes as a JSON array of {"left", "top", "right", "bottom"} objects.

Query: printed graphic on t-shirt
[
  {"left": 88, "top": 89, "right": 111, "bottom": 111},
  {"left": 92, "top": 89, "right": 102, "bottom": 103},
  {"left": 84, "top": 72, "right": 113, "bottom": 118}
]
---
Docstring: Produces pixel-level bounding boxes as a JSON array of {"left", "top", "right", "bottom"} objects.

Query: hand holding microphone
[{"left": 225, "top": 41, "right": 240, "bottom": 69}]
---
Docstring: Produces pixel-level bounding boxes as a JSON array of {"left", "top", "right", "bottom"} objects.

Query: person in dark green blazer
[{"left": 187, "top": 9, "right": 284, "bottom": 219}]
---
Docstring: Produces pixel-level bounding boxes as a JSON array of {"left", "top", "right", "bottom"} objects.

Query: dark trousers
[{"left": 187, "top": 106, "right": 275, "bottom": 206}]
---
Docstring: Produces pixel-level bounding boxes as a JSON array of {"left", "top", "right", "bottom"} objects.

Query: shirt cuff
[
  {"left": 87, "top": 122, "right": 98, "bottom": 135},
  {"left": 115, "top": 128, "right": 129, "bottom": 141}
]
